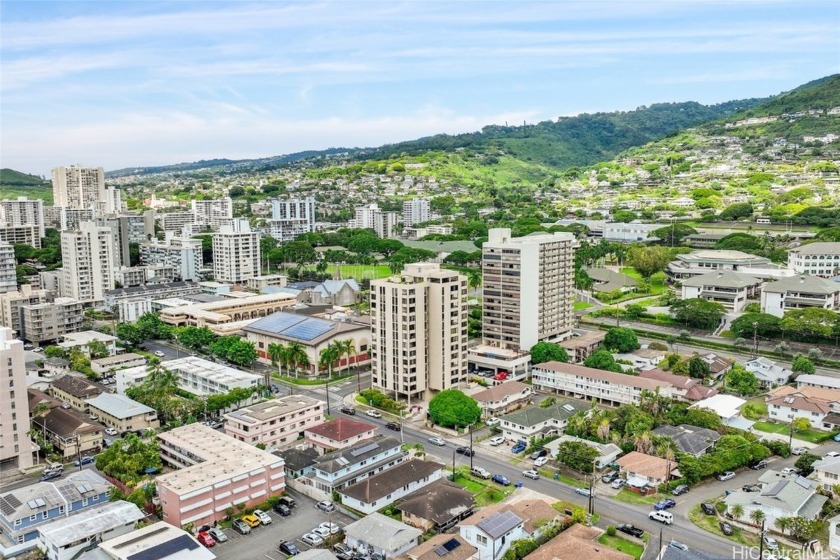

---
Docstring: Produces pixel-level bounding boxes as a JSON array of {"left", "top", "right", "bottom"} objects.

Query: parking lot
[{"left": 212, "top": 490, "right": 355, "bottom": 560}]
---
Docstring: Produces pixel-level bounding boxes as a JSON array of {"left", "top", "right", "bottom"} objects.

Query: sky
[{"left": 1, "top": 1, "right": 838, "bottom": 176}]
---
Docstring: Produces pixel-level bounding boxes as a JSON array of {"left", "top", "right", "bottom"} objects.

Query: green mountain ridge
[{"left": 0, "top": 168, "right": 53, "bottom": 204}]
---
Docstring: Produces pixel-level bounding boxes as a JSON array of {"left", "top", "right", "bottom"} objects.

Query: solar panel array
[
  {"left": 434, "top": 539, "right": 462, "bottom": 556},
  {"left": 0, "top": 494, "right": 22, "bottom": 516},
  {"left": 477, "top": 511, "right": 523, "bottom": 538},
  {"left": 126, "top": 534, "right": 199, "bottom": 560},
  {"left": 251, "top": 312, "right": 336, "bottom": 341},
  {"left": 350, "top": 442, "right": 380, "bottom": 457}
]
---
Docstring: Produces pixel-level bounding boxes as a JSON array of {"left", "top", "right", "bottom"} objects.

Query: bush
[
  {"left": 763, "top": 440, "right": 791, "bottom": 458},
  {"left": 606, "top": 526, "right": 616, "bottom": 537},
  {"left": 715, "top": 501, "right": 727, "bottom": 514},
  {"left": 359, "top": 389, "right": 406, "bottom": 414}
]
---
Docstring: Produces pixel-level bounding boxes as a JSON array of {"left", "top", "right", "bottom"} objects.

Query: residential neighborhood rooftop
[
  {"left": 314, "top": 436, "right": 402, "bottom": 474},
  {"left": 397, "top": 480, "right": 475, "bottom": 526},
  {"left": 533, "top": 361, "right": 667, "bottom": 390},
  {"left": 226, "top": 395, "right": 322, "bottom": 423},
  {"left": 98, "top": 521, "right": 216, "bottom": 560},
  {"left": 340, "top": 459, "right": 443, "bottom": 504},
  {"left": 37, "top": 500, "right": 145, "bottom": 547},
  {"left": 500, "top": 399, "right": 588, "bottom": 428},
  {"left": 343, "top": 513, "right": 423, "bottom": 553},
  {"left": 306, "top": 417, "right": 376, "bottom": 441},
  {"left": 85, "top": 392, "right": 156, "bottom": 420},
  {"left": 0, "top": 470, "right": 111, "bottom": 523},
  {"left": 471, "top": 380, "right": 531, "bottom": 403},
  {"left": 526, "top": 524, "right": 632, "bottom": 560},
  {"left": 51, "top": 374, "right": 105, "bottom": 399},
  {"left": 406, "top": 534, "right": 477, "bottom": 560}
]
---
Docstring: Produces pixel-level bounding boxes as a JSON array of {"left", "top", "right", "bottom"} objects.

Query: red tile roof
[{"left": 305, "top": 418, "right": 377, "bottom": 441}]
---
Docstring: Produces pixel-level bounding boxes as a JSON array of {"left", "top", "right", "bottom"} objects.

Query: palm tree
[
  {"left": 597, "top": 419, "right": 610, "bottom": 441},
  {"left": 467, "top": 270, "right": 482, "bottom": 292},
  {"left": 731, "top": 504, "right": 744, "bottom": 522},
  {"left": 335, "top": 338, "right": 359, "bottom": 390},
  {"left": 267, "top": 343, "right": 287, "bottom": 378},
  {"left": 634, "top": 432, "right": 653, "bottom": 454},
  {"left": 775, "top": 516, "right": 791, "bottom": 535},
  {"left": 319, "top": 342, "right": 340, "bottom": 379},
  {"left": 749, "top": 509, "right": 765, "bottom": 527},
  {"left": 286, "top": 342, "right": 307, "bottom": 378}
]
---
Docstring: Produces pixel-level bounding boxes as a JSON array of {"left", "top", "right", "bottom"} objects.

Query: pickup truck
[{"left": 471, "top": 466, "right": 491, "bottom": 479}]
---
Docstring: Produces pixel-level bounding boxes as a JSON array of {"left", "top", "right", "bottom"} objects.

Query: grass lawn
[
  {"left": 687, "top": 504, "right": 759, "bottom": 547},
  {"left": 450, "top": 472, "right": 513, "bottom": 506},
  {"left": 598, "top": 534, "right": 644, "bottom": 560},
  {"left": 619, "top": 267, "right": 644, "bottom": 280},
  {"left": 752, "top": 421, "right": 834, "bottom": 444},
  {"left": 273, "top": 373, "right": 354, "bottom": 385},
  {"left": 326, "top": 264, "right": 391, "bottom": 280},
  {"left": 551, "top": 500, "right": 600, "bottom": 525},
  {"left": 573, "top": 300, "right": 593, "bottom": 311},
  {"left": 743, "top": 397, "right": 768, "bottom": 420},
  {"left": 613, "top": 489, "right": 666, "bottom": 506}
]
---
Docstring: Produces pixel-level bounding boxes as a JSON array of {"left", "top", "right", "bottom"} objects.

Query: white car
[
  {"left": 365, "top": 410, "right": 382, "bottom": 418},
  {"left": 317, "top": 522, "right": 340, "bottom": 535},
  {"left": 825, "top": 451, "right": 840, "bottom": 459},
  {"left": 253, "top": 509, "right": 272, "bottom": 525},
  {"left": 105, "top": 427, "right": 118, "bottom": 436},
  {"left": 792, "top": 447, "right": 807, "bottom": 455},
  {"left": 522, "top": 470, "right": 540, "bottom": 480},
  {"left": 428, "top": 437, "right": 446, "bottom": 446},
  {"left": 154, "top": 350, "right": 165, "bottom": 357},
  {"left": 301, "top": 533, "right": 324, "bottom": 546},
  {"left": 534, "top": 456, "right": 549, "bottom": 467},
  {"left": 781, "top": 467, "right": 798, "bottom": 475},
  {"left": 486, "top": 418, "right": 501, "bottom": 427},
  {"left": 489, "top": 436, "right": 505, "bottom": 446},
  {"left": 716, "top": 471, "right": 736, "bottom": 481},
  {"left": 33, "top": 347, "right": 44, "bottom": 353}
]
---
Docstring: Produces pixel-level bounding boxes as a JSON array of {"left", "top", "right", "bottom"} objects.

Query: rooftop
[
  {"left": 0, "top": 470, "right": 111, "bottom": 523},
  {"left": 98, "top": 521, "right": 216, "bottom": 560},
  {"left": 32, "top": 407, "right": 101, "bottom": 437},
  {"left": 276, "top": 447, "right": 319, "bottom": 473},
  {"left": 790, "top": 242, "right": 840, "bottom": 255},
  {"left": 305, "top": 417, "right": 376, "bottom": 441},
  {"left": 90, "top": 352, "right": 146, "bottom": 366},
  {"left": 243, "top": 310, "right": 368, "bottom": 346},
  {"left": 396, "top": 480, "right": 475, "bottom": 525},
  {"left": 313, "top": 436, "right": 402, "bottom": 474},
  {"left": 681, "top": 270, "right": 763, "bottom": 289},
  {"left": 690, "top": 394, "right": 746, "bottom": 419},
  {"left": 340, "top": 459, "right": 443, "bottom": 504},
  {"left": 559, "top": 330, "right": 606, "bottom": 350},
  {"left": 86, "top": 393, "right": 156, "bottom": 419},
  {"left": 37, "top": 500, "right": 145, "bottom": 547},
  {"left": 526, "top": 524, "right": 632, "bottom": 560},
  {"left": 471, "top": 380, "right": 531, "bottom": 403},
  {"left": 343, "top": 513, "right": 422, "bottom": 553},
  {"left": 162, "top": 356, "right": 262, "bottom": 391},
  {"left": 726, "top": 471, "right": 826, "bottom": 516},
  {"left": 59, "top": 330, "right": 118, "bottom": 346},
  {"left": 51, "top": 374, "right": 104, "bottom": 399},
  {"left": 500, "top": 400, "right": 588, "bottom": 428},
  {"left": 533, "top": 361, "right": 667, "bottom": 391},
  {"left": 676, "top": 250, "right": 772, "bottom": 264},
  {"left": 104, "top": 281, "right": 200, "bottom": 298},
  {"left": 762, "top": 274, "right": 840, "bottom": 295},
  {"left": 652, "top": 424, "right": 721, "bottom": 455},
  {"left": 406, "top": 534, "right": 476, "bottom": 560},
  {"left": 797, "top": 374, "right": 840, "bottom": 390},
  {"left": 226, "top": 395, "right": 323, "bottom": 424},
  {"left": 476, "top": 510, "right": 523, "bottom": 539},
  {"left": 616, "top": 452, "right": 675, "bottom": 481},
  {"left": 638, "top": 369, "right": 718, "bottom": 401}
]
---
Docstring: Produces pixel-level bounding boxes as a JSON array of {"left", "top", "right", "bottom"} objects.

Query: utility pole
[
  {"left": 76, "top": 434, "right": 83, "bottom": 471},
  {"left": 451, "top": 449, "right": 456, "bottom": 481},
  {"left": 588, "top": 474, "right": 594, "bottom": 515},
  {"left": 325, "top": 377, "right": 331, "bottom": 416},
  {"left": 399, "top": 411, "right": 404, "bottom": 445},
  {"left": 758, "top": 520, "right": 765, "bottom": 559},
  {"left": 789, "top": 418, "right": 794, "bottom": 449},
  {"left": 753, "top": 321, "right": 759, "bottom": 357},
  {"left": 469, "top": 425, "right": 474, "bottom": 470}
]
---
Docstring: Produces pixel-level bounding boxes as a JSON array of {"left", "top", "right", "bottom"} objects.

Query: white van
[
  {"left": 649, "top": 510, "right": 673, "bottom": 525},
  {"left": 756, "top": 218, "right": 771, "bottom": 225}
]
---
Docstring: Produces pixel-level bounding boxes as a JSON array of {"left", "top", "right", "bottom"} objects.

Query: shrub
[
  {"left": 606, "top": 526, "right": 616, "bottom": 537},
  {"left": 715, "top": 501, "right": 727, "bottom": 514}
]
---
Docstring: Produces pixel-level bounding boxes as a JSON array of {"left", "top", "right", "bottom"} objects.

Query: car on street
[
  {"left": 242, "top": 515, "right": 261, "bottom": 528},
  {"left": 471, "top": 467, "right": 492, "bottom": 479},
  {"left": 205, "top": 420, "right": 223, "bottom": 429},
  {"left": 274, "top": 503, "right": 291, "bottom": 516},
  {"left": 340, "top": 406, "right": 356, "bottom": 415},
  {"left": 763, "top": 534, "right": 779, "bottom": 550},
  {"left": 717, "top": 471, "right": 736, "bottom": 481},
  {"left": 105, "top": 427, "right": 118, "bottom": 436},
  {"left": 610, "top": 478, "right": 626, "bottom": 489},
  {"left": 654, "top": 499, "right": 676, "bottom": 510},
  {"left": 385, "top": 422, "right": 401, "bottom": 431},
  {"left": 317, "top": 500, "right": 336, "bottom": 512},
  {"left": 492, "top": 474, "right": 511, "bottom": 486},
  {"left": 88, "top": 414, "right": 99, "bottom": 421},
  {"left": 668, "top": 540, "right": 689, "bottom": 551},
  {"left": 671, "top": 484, "right": 689, "bottom": 496},
  {"left": 489, "top": 436, "right": 505, "bottom": 446},
  {"left": 511, "top": 441, "right": 527, "bottom": 454},
  {"left": 575, "top": 487, "right": 594, "bottom": 497},
  {"left": 750, "top": 460, "right": 767, "bottom": 470},
  {"left": 74, "top": 456, "right": 95, "bottom": 467},
  {"left": 616, "top": 524, "right": 644, "bottom": 538},
  {"left": 254, "top": 509, "right": 272, "bottom": 524},
  {"left": 39, "top": 470, "right": 62, "bottom": 482},
  {"left": 649, "top": 511, "right": 673, "bottom": 525},
  {"left": 279, "top": 541, "right": 300, "bottom": 555},
  {"left": 742, "top": 484, "right": 762, "bottom": 492},
  {"left": 456, "top": 446, "right": 474, "bottom": 457},
  {"left": 365, "top": 410, "right": 382, "bottom": 418},
  {"left": 522, "top": 470, "right": 539, "bottom": 480},
  {"left": 719, "top": 521, "right": 734, "bottom": 535},
  {"left": 208, "top": 528, "right": 227, "bottom": 542},
  {"left": 33, "top": 347, "right": 44, "bottom": 353},
  {"left": 781, "top": 467, "right": 799, "bottom": 475},
  {"left": 701, "top": 502, "right": 716, "bottom": 515},
  {"left": 196, "top": 531, "right": 216, "bottom": 547},
  {"left": 534, "top": 456, "right": 549, "bottom": 467},
  {"left": 530, "top": 448, "right": 548, "bottom": 460},
  {"left": 154, "top": 350, "right": 165, "bottom": 357},
  {"left": 301, "top": 533, "right": 324, "bottom": 547},
  {"left": 428, "top": 437, "right": 446, "bottom": 446},
  {"left": 601, "top": 471, "right": 619, "bottom": 484},
  {"left": 792, "top": 447, "right": 807, "bottom": 455},
  {"left": 232, "top": 519, "right": 251, "bottom": 535}
]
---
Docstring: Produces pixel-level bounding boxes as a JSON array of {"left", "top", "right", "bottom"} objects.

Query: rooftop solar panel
[
  {"left": 126, "top": 534, "right": 199, "bottom": 560},
  {"left": 283, "top": 319, "right": 334, "bottom": 341},
  {"left": 0, "top": 495, "right": 22, "bottom": 516},
  {"left": 251, "top": 313, "right": 307, "bottom": 334},
  {"left": 350, "top": 443, "right": 380, "bottom": 457},
  {"left": 477, "top": 511, "right": 522, "bottom": 538}
]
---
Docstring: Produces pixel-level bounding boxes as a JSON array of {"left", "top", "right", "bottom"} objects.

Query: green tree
[
  {"left": 730, "top": 313, "right": 782, "bottom": 338},
  {"left": 792, "top": 417, "right": 811, "bottom": 433},
  {"left": 782, "top": 308, "right": 840, "bottom": 340},
  {"left": 719, "top": 203, "right": 754, "bottom": 221},
  {"left": 95, "top": 434, "right": 162, "bottom": 485},
  {"left": 725, "top": 365, "right": 760, "bottom": 396},
  {"left": 794, "top": 453, "right": 821, "bottom": 476},
  {"left": 43, "top": 345, "right": 66, "bottom": 359},
  {"left": 428, "top": 390, "right": 481, "bottom": 428},
  {"left": 285, "top": 341, "right": 309, "bottom": 378},
  {"left": 730, "top": 504, "right": 744, "bottom": 521},
  {"left": 791, "top": 355, "right": 816, "bottom": 375},
  {"left": 529, "top": 342, "right": 570, "bottom": 365},
  {"left": 176, "top": 326, "right": 217, "bottom": 350},
  {"left": 268, "top": 343, "right": 288, "bottom": 376},
  {"left": 627, "top": 246, "right": 671, "bottom": 278},
  {"left": 116, "top": 323, "right": 145, "bottom": 346},
  {"left": 670, "top": 299, "right": 725, "bottom": 330},
  {"left": 319, "top": 341, "right": 341, "bottom": 378},
  {"left": 652, "top": 224, "right": 697, "bottom": 246},
  {"left": 604, "top": 328, "right": 640, "bottom": 353},
  {"left": 687, "top": 354, "right": 711, "bottom": 379},
  {"left": 87, "top": 340, "right": 109, "bottom": 360},
  {"left": 583, "top": 350, "right": 624, "bottom": 373},
  {"left": 556, "top": 441, "right": 599, "bottom": 473},
  {"left": 227, "top": 339, "right": 257, "bottom": 367}
]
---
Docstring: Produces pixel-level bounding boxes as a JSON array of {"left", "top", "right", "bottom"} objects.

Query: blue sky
[{"left": 1, "top": 1, "right": 838, "bottom": 175}]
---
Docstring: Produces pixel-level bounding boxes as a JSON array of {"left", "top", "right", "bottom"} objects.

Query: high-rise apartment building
[
  {"left": 0, "top": 242, "right": 17, "bottom": 294},
  {"left": 370, "top": 263, "right": 468, "bottom": 401},
  {"left": 267, "top": 197, "right": 316, "bottom": 242},
  {"left": 0, "top": 225, "right": 41, "bottom": 248},
  {"left": 0, "top": 327, "right": 35, "bottom": 469},
  {"left": 402, "top": 198, "right": 430, "bottom": 227},
  {"left": 61, "top": 222, "right": 117, "bottom": 304},
  {"left": 192, "top": 198, "right": 233, "bottom": 229},
  {"left": 481, "top": 228, "right": 577, "bottom": 352},
  {"left": 96, "top": 214, "right": 152, "bottom": 267},
  {"left": 350, "top": 204, "right": 398, "bottom": 238},
  {"left": 140, "top": 232, "right": 203, "bottom": 282},
  {"left": 212, "top": 219, "right": 261, "bottom": 283},
  {"left": 51, "top": 166, "right": 106, "bottom": 210},
  {"left": 0, "top": 197, "right": 45, "bottom": 238}
]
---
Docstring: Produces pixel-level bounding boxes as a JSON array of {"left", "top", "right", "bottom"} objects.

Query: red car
[
  {"left": 494, "top": 371, "right": 508, "bottom": 381},
  {"left": 197, "top": 531, "right": 216, "bottom": 547}
]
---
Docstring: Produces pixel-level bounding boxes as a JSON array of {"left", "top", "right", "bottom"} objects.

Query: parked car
[
  {"left": 750, "top": 460, "right": 767, "bottom": 470},
  {"left": 154, "top": 350, "right": 165, "bottom": 357},
  {"left": 781, "top": 467, "right": 799, "bottom": 475},
  {"left": 494, "top": 372, "right": 508, "bottom": 381},
  {"left": 534, "top": 456, "right": 549, "bottom": 467},
  {"left": 196, "top": 531, "right": 216, "bottom": 547},
  {"left": 301, "top": 533, "right": 324, "bottom": 547},
  {"left": 719, "top": 521, "right": 734, "bottom": 535},
  {"left": 88, "top": 414, "right": 99, "bottom": 421},
  {"left": 318, "top": 522, "right": 340, "bottom": 535},
  {"left": 672, "top": 484, "right": 689, "bottom": 496},
  {"left": 32, "top": 347, "right": 43, "bottom": 353},
  {"left": 616, "top": 524, "right": 644, "bottom": 538},
  {"left": 486, "top": 417, "right": 501, "bottom": 427},
  {"left": 365, "top": 410, "right": 382, "bottom": 418},
  {"left": 763, "top": 534, "right": 779, "bottom": 550},
  {"left": 792, "top": 447, "right": 807, "bottom": 455},
  {"left": 39, "top": 470, "right": 61, "bottom": 482},
  {"left": 489, "top": 436, "right": 505, "bottom": 446},
  {"left": 340, "top": 406, "right": 356, "bottom": 415},
  {"left": 232, "top": 519, "right": 251, "bottom": 535},
  {"left": 742, "top": 484, "right": 762, "bottom": 493},
  {"left": 610, "top": 478, "right": 626, "bottom": 489},
  {"left": 254, "top": 509, "right": 272, "bottom": 524},
  {"left": 601, "top": 471, "right": 619, "bottom": 484},
  {"left": 471, "top": 466, "right": 491, "bottom": 479},
  {"left": 575, "top": 487, "right": 594, "bottom": 497},
  {"left": 701, "top": 502, "right": 716, "bottom": 515},
  {"left": 530, "top": 448, "right": 548, "bottom": 460},
  {"left": 317, "top": 500, "right": 335, "bottom": 512},
  {"left": 668, "top": 540, "right": 689, "bottom": 551},
  {"left": 717, "top": 471, "right": 736, "bottom": 481},
  {"left": 654, "top": 499, "right": 676, "bottom": 510},
  {"left": 74, "top": 456, "right": 95, "bottom": 467},
  {"left": 242, "top": 515, "right": 261, "bottom": 528},
  {"left": 385, "top": 422, "right": 401, "bottom": 431},
  {"left": 274, "top": 503, "right": 291, "bottom": 516},
  {"left": 279, "top": 541, "right": 300, "bottom": 555},
  {"left": 314, "top": 526, "right": 332, "bottom": 538},
  {"left": 833, "top": 433, "right": 840, "bottom": 442},
  {"left": 208, "top": 528, "right": 227, "bottom": 542},
  {"left": 105, "top": 427, "right": 118, "bottom": 436},
  {"left": 456, "top": 446, "right": 474, "bottom": 457},
  {"left": 825, "top": 451, "right": 840, "bottom": 459},
  {"left": 511, "top": 441, "right": 527, "bottom": 454},
  {"left": 522, "top": 470, "right": 540, "bottom": 480},
  {"left": 649, "top": 511, "right": 673, "bottom": 525},
  {"left": 279, "top": 496, "right": 296, "bottom": 508},
  {"left": 492, "top": 474, "right": 511, "bottom": 486},
  {"left": 428, "top": 437, "right": 446, "bottom": 446}
]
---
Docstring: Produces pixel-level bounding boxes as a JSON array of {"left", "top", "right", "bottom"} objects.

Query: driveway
[{"left": 212, "top": 490, "right": 354, "bottom": 560}]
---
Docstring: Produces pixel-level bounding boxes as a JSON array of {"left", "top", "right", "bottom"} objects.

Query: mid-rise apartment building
[
  {"left": 0, "top": 286, "right": 51, "bottom": 336},
  {"left": 0, "top": 327, "right": 35, "bottom": 470},
  {"left": 158, "top": 211, "right": 197, "bottom": 232},
  {"left": 0, "top": 225, "right": 40, "bottom": 248},
  {"left": 224, "top": 395, "right": 325, "bottom": 448},
  {"left": 212, "top": 219, "right": 261, "bottom": 283},
  {"left": 371, "top": 263, "right": 468, "bottom": 401},
  {"left": 482, "top": 228, "right": 577, "bottom": 352},
  {"left": 761, "top": 275, "right": 840, "bottom": 317},
  {"left": 85, "top": 393, "right": 159, "bottom": 434},
  {"left": 140, "top": 232, "right": 203, "bottom": 281},
  {"left": 116, "top": 356, "right": 262, "bottom": 397},
  {"left": 350, "top": 204, "right": 399, "bottom": 238},
  {"left": 0, "top": 242, "right": 16, "bottom": 294},
  {"left": 267, "top": 197, "right": 316, "bottom": 242},
  {"left": 402, "top": 198, "right": 430, "bottom": 227},
  {"left": 0, "top": 197, "right": 45, "bottom": 238},
  {"left": 20, "top": 297, "right": 85, "bottom": 343},
  {"left": 192, "top": 198, "right": 233, "bottom": 229},
  {"left": 788, "top": 242, "right": 840, "bottom": 278},
  {"left": 95, "top": 214, "right": 151, "bottom": 267},
  {"left": 531, "top": 361, "right": 672, "bottom": 406},
  {"left": 60, "top": 222, "right": 117, "bottom": 304},
  {"left": 156, "top": 423, "right": 286, "bottom": 527},
  {"left": 51, "top": 166, "right": 105, "bottom": 210}
]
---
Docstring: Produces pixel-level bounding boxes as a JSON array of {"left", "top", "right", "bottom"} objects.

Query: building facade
[
  {"left": 402, "top": 198, "right": 430, "bottom": 227},
  {"left": 60, "top": 222, "right": 117, "bottom": 304},
  {"left": 267, "top": 197, "right": 316, "bottom": 242},
  {"left": 680, "top": 271, "right": 763, "bottom": 313},
  {"left": 788, "top": 242, "right": 840, "bottom": 277},
  {"left": 371, "top": 263, "right": 468, "bottom": 401},
  {"left": 531, "top": 361, "right": 672, "bottom": 406},
  {"left": 51, "top": 166, "right": 105, "bottom": 210},
  {"left": 761, "top": 274, "right": 840, "bottom": 318},
  {"left": 192, "top": 198, "right": 233, "bottom": 229},
  {"left": 0, "top": 327, "right": 35, "bottom": 470},
  {"left": 85, "top": 393, "right": 160, "bottom": 433},
  {"left": 19, "top": 298, "right": 85, "bottom": 343},
  {"left": 0, "top": 242, "right": 17, "bottom": 294},
  {"left": 223, "top": 395, "right": 325, "bottom": 448},
  {"left": 0, "top": 197, "right": 45, "bottom": 238},
  {"left": 212, "top": 220, "right": 261, "bottom": 283},
  {"left": 140, "top": 233, "right": 204, "bottom": 282}
]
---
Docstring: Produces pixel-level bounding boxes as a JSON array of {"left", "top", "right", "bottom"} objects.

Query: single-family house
[
  {"left": 612, "top": 348, "right": 666, "bottom": 371},
  {"left": 343, "top": 513, "right": 423, "bottom": 559},
  {"left": 405, "top": 534, "right": 477, "bottom": 560},
  {"left": 276, "top": 447, "right": 318, "bottom": 479},
  {"left": 638, "top": 369, "right": 718, "bottom": 402},
  {"left": 338, "top": 459, "right": 443, "bottom": 514},
  {"left": 690, "top": 394, "right": 749, "bottom": 430},
  {"left": 525, "top": 524, "right": 633, "bottom": 560},
  {"left": 498, "top": 400, "right": 589, "bottom": 443},
  {"left": 459, "top": 509, "right": 526, "bottom": 560},
  {"left": 765, "top": 385, "right": 840, "bottom": 429},
  {"left": 745, "top": 357, "right": 792, "bottom": 388},
  {"left": 680, "top": 271, "right": 762, "bottom": 313},
  {"left": 545, "top": 435, "right": 622, "bottom": 470},
  {"left": 302, "top": 436, "right": 405, "bottom": 496},
  {"left": 811, "top": 455, "right": 840, "bottom": 487},
  {"left": 652, "top": 425, "right": 721, "bottom": 457},
  {"left": 396, "top": 480, "right": 476, "bottom": 533},
  {"left": 35, "top": 501, "right": 145, "bottom": 560},
  {"left": 724, "top": 471, "right": 827, "bottom": 528},
  {"left": 584, "top": 267, "right": 638, "bottom": 294},
  {"left": 615, "top": 452, "right": 677, "bottom": 490},
  {"left": 700, "top": 353, "right": 733, "bottom": 379},
  {"left": 471, "top": 381, "right": 532, "bottom": 419},
  {"left": 304, "top": 418, "right": 378, "bottom": 453},
  {"left": 97, "top": 521, "right": 216, "bottom": 560}
]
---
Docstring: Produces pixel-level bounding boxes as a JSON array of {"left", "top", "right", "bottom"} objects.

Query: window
[
  {"left": 477, "top": 535, "right": 488, "bottom": 545},
  {"left": 42, "top": 511, "right": 48, "bottom": 519},
  {"left": 30, "top": 514, "right": 36, "bottom": 521}
]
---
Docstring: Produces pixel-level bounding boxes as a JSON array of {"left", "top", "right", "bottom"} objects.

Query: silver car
[
  {"left": 301, "top": 533, "right": 324, "bottom": 546},
  {"left": 208, "top": 528, "right": 228, "bottom": 542},
  {"left": 428, "top": 437, "right": 445, "bottom": 446}
]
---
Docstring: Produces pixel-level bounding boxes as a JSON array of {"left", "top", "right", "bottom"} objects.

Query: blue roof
[{"left": 246, "top": 312, "right": 336, "bottom": 342}]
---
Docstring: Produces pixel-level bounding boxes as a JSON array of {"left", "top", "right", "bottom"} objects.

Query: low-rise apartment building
[
  {"left": 788, "top": 242, "right": 840, "bottom": 277},
  {"left": 85, "top": 393, "right": 159, "bottom": 433},
  {"left": 49, "top": 375, "right": 105, "bottom": 412},
  {"left": 156, "top": 423, "right": 286, "bottom": 527},
  {"left": 19, "top": 298, "right": 85, "bottom": 343},
  {"left": 638, "top": 369, "right": 718, "bottom": 402},
  {"left": 760, "top": 274, "right": 840, "bottom": 317},
  {"left": 471, "top": 381, "right": 532, "bottom": 419},
  {"left": 117, "top": 356, "right": 263, "bottom": 397},
  {"left": 559, "top": 330, "right": 606, "bottom": 363},
  {"left": 797, "top": 374, "right": 840, "bottom": 392},
  {"left": 36, "top": 501, "right": 145, "bottom": 560},
  {"left": 304, "top": 418, "right": 377, "bottom": 452},
  {"left": 497, "top": 400, "right": 589, "bottom": 443},
  {"left": 90, "top": 353, "right": 146, "bottom": 376},
  {"left": 301, "top": 436, "right": 404, "bottom": 496},
  {"left": 224, "top": 395, "right": 325, "bottom": 448},
  {"left": 103, "top": 281, "right": 203, "bottom": 318},
  {"left": 680, "top": 271, "right": 763, "bottom": 312},
  {"left": 339, "top": 459, "right": 444, "bottom": 514},
  {"left": 30, "top": 407, "right": 104, "bottom": 459},
  {"left": 57, "top": 331, "right": 118, "bottom": 357},
  {"left": 531, "top": 361, "right": 671, "bottom": 406}
]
